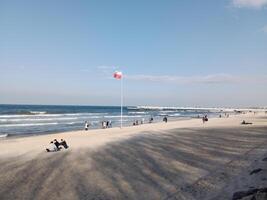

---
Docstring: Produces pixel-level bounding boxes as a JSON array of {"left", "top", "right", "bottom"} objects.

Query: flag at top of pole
[
  {"left": 113, "top": 71, "right": 123, "bottom": 128},
  {"left": 113, "top": 71, "right": 122, "bottom": 80}
]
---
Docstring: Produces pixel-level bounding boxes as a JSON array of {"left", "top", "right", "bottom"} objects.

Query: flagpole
[{"left": 120, "top": 76, "right": 123, "bottom": 129}]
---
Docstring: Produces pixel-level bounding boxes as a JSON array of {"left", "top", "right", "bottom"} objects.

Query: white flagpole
[{"left": 120, "top": 76, "right": 123, "bottom": 128}]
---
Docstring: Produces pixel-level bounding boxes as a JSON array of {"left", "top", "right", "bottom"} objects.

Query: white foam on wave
[
  {"left": 0, "top": 117, "right": 78, "bottom": 122},
  {"left": 128, "top": 112, "right": 147, "bottom": 114},
  {"left": 104, "top": 115, "right": 144, "bottom": 118},
  {"left": 0, "top": 133, "right": 8, "bottom": 138},
  {"left": 0, "top": 112, "right": 109, "bottom": 119},
  {"left": 65, "top": 122, "right": 77, "bottom": 125},
  {"left": 159, "top": 111, "right": 177, "bottom": 113},
  {"left": 169, "top": 113, "right": 181, "bottom": 117},
  {"left": 132, "top": 106, "right": 228, "bottom": 111},
  {"left": 30, "top": 111, "right": 47, "bottom": 115},
  {"left": 0, "top": 122, "right": 59, "bottom": 127}
]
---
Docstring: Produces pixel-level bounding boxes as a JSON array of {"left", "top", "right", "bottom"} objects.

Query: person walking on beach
[
  {"left": 108, "top": 120, "right": 112, "bottom": 128},
  {"left": 84, "top": 121, "right": 89, "bottom": 131},
  {"left": 163, "top": 116, "right": 168, "bottom": 123},
  {"left": 202, "top": 115, "right": 208, "bottom": 123},
  {"left": 141, "top": 118, "right": 145, "bottom": 124},
  {"left": 102, "top": 121, "right": 107, "bottom": 129},
  {"left": 202, "top": 116, "right": 206, "bottom": 124}
]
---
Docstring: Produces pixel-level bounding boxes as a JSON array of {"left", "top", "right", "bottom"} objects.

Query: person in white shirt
[
  {"left": 141, "top": 118, "right": 145, "bottom": 124},
  {"left": 46, "top": 141, "right": 57, "bottom": 152},
  {"left": 108, "top": 120, "right": 112, "bottom": 128},
  {"left": 85, "top": 121, "right": 89, "bottom": 131}
]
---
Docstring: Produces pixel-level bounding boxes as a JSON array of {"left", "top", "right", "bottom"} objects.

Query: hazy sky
[{"left": 0, "top": 0, "right": 267, "bottom": 107}]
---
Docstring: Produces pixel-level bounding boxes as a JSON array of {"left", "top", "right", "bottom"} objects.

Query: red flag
[{"left": 113, "top": 71, "right": 122, "bottom": 80}]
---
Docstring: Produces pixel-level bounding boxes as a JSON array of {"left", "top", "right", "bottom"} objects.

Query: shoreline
[
  {"left": 0, "top": 116, "right": 194, "bottom": 139},
  {"left": 2, "top": 104, "right": 263, "bottom": 139},
  {"left": 0, "top": 112, "right": 266, "bottom": 159}
]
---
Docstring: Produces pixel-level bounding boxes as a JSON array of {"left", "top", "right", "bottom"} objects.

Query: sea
[{"left": 0, "top": 104, "right": 226, "bottom": 138}]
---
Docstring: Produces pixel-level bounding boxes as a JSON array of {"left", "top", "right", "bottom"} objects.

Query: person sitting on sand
[
  {"left": 46, "top": 141, "right": 58, "bottom": 152},
  {"left": 241, "top": 120, "right": 253, "bottom": 125},
  {"left": 60, "top": 139, "right": 69, "bottom": 149},
  {"left": 54, "top": 139, "right": 61, "bottom": 150}
]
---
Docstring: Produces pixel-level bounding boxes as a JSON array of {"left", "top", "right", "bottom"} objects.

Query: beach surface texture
[{"left": 0, "top": 113, "right": 267, "bottom": 200}]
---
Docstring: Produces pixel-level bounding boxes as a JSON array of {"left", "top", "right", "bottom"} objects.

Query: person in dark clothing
[
  {"left": 60, "top": 139, "right": 69, "bottom": 149},
  {"left": 54, "top": 139, "right": 61, "bottom": 150},
  {"left": 163, "top": 116, "right": 168, "bottom": 123}
]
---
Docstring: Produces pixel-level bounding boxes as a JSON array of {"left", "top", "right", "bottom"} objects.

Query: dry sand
[{"left": 0, "top": 113, "right": 267, "bottom": 199}]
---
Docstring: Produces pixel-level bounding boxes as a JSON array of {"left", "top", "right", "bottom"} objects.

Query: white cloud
[
  {"left": 125, "top": 73, "right": 267, "bottom": 85},
  {"left": 263, "top": 25, "right": 267, "bottom": 33},
  {"left": 97, "top": 65, "right": 117, "bottom": 70},
  {"left": 232, "top": 0, "right": 267, "bottom": 8},
  {"left": 125, "top": 74, "right": 240, "bottom": 84},
  {"left": 97, "top": 65, "right": 118, "bottom": 73}
]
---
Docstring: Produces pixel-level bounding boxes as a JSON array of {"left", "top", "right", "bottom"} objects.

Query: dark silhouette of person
[
  {"left": 60, "top": 139, "right": 69, "bottom": 149},
  {"left": 54, "top": 139, "right": 61, "bottom": 150},
  {"left": 163, "top": 116, "right": 168, "bottom": 123}
]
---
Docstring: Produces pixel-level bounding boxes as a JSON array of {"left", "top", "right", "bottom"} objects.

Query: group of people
[
  {"left": 85, "top": 120, "right": 112, "bottom": 130},
  {"left": 84, "top": 116, "right": 169, "bottom": 129},
  {"left": 46, "top": 139, "right": 69, "bottom": 152},
  {"left": 133, "top": 118, "right": 145, "bottom": 126},
  {"left": 101, "top": 120, "right": 112, "bottom": 129}
]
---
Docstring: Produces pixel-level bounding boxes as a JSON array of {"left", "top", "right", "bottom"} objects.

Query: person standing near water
[
  {"left": 163, "top": 116, "right": 168, "bottom": 123},
  {"left": 84, "top": 121, "right": 89, "bottom": 131}
]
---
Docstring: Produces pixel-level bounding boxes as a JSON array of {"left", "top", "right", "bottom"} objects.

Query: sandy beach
[{"left": 0, "top": 113, "right": 267, "bottom": 200}]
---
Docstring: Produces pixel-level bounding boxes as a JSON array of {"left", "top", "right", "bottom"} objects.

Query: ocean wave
[
  {"left": 103, "top": 115, "right": 144, "bottom": 118},
  {"left": 0, "top": 122, "right": 59, "bottom": 127},
  {"left": 129, "top": 106, "right": 226, "bottom": 111},
  {"left": 65, "top": 122, "right": 77, "bottom": 125},
  {"left": 128, "top": 112, "right": 147, "bottom": 114},
  {"left": 0, "top": 117, "right": 78, "bottom": 122},
  {"left": 29, "top": 111, "right": 47, "bottom": 115},
  {"left": 159, "top": 111, "right": 177, "bottom": 113},
  {"left": 0, "top": 112, "right": 109, "bottom": 118},
  {"left": 0, "top": 133, "right": 8, "bottom": 138},
  {"left": 169, "top": 113, "right": 181, "bottom": 117}
]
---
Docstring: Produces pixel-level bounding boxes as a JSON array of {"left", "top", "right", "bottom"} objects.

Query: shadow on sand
[{"left": 0, "top": 126, "right": 267, "bottom": 200}]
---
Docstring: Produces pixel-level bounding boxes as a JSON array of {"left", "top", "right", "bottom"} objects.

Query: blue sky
[{"left": 0, "top": 0, "right": 266, "bottom": 107}]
